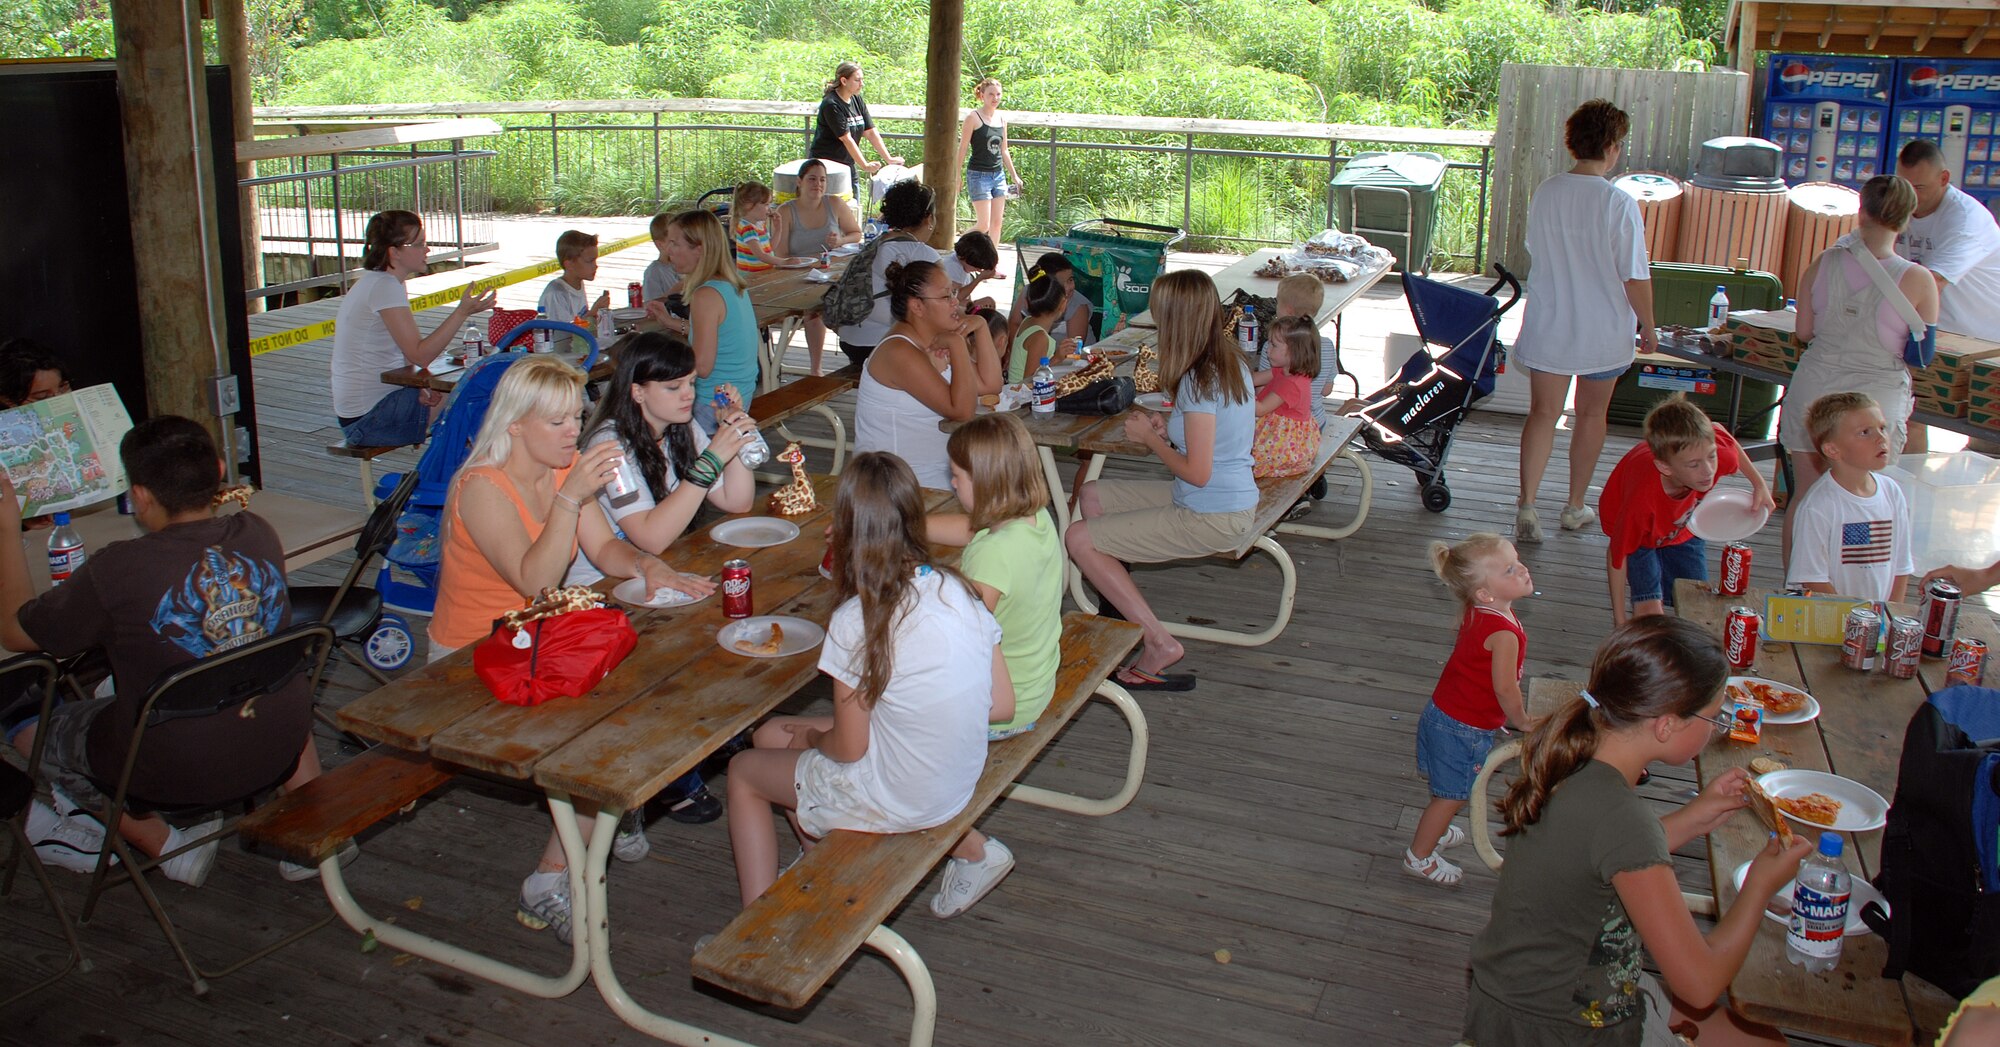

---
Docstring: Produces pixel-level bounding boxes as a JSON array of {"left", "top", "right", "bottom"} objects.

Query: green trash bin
[
  {"left": 1605, "top": 262, "right": 1785, "bottom": 438},
  {"left": 1329, "top": 151, "right": 1447, "bottom": 275}
]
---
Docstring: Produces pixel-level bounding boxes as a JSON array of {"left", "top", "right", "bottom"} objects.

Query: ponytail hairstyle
[
  {"left": 1499, "top": 616, "right": 1727, "bottom": 833},
  {"left": 1153, "top": 269, "right": 1250, "bottom": 406},
  {"left": 826, "top": 61, "right": 861, "bottom": 94},
  {"left": 831, "top": 452, "right": 974, "bottom": 708},
  {"left": 1428, "top": 532, "right": 1510, "bottom": 607},
  {"left": 946, "top": 412, "right": 1049, "bottom": 533},
  {"left": 581, "top": 331, "right": 699, "bottom": 500},
  {"left": 1021, "top": 259, "right": 1070, "bottom": 319},
  {"left": 361, "top": 209, "right": 423, "bottom": 271},
  {"left": 883, "top": 259, "right": 943, "bottom": 322}
]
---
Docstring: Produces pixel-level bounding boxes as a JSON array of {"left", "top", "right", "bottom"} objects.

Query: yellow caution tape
[{"left": 248, "top": 232, "right": 653, "bottom": 357}]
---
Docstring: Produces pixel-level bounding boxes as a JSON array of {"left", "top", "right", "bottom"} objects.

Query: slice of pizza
[
  {"left": 1743, "top": 778, "right": 1796, "bottom": 846},
  {"left": 1774, "top": 792, "right": 1843, "bottom": 827}
]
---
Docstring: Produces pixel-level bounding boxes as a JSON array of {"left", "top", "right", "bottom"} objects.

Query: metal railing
[
  {"left": 241, "top": 136, "right": 498, "bottom": 302},
  {"left": 254, "top": 100, "right": 1497, "bottom": 271}
]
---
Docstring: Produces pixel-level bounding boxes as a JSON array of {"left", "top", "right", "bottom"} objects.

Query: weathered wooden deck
[{"left": 4, "top": 252, "right": 1978, "bottom": 1046}]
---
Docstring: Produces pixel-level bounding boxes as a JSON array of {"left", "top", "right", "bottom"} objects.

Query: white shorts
[{"left": 793, "top": 749, "right": 908, "bottom": 838}]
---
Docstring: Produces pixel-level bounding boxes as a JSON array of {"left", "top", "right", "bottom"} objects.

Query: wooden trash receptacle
[
  {"left": 1677, "top": 185, "right": 1789, "bottom": 274},
  {"left": 1614, "top": 173, "right": 1684, "bottom": 264},
  {"left": 1778, "top": 182, "right": 1860, "bottom": 299}
]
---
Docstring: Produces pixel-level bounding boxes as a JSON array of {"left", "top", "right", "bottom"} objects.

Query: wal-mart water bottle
[
  {"left": 532, "top": 306, "right": 553, "bottom": 353},
  {"left": 717, "top": 390, "right": 771, "bottom": 468},
  {"left": 1237, "top": 304, "right": 1259, "bottom": 353},
  {"left": 1707, "top": 285, "right": 1731, "bottom": 330},
  {"left": 47, "top": 512, "right": 84, "bottom": 586},
  {"left": 1786, "top": 832, "right": 1850, "bottom": 972},
  {"left": 1031, "top": 357, "right": 1056, "bottom": 414}
]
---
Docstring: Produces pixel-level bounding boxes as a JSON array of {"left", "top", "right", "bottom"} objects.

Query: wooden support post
[
  {"left": 215, "top": 0, "right": 263, "bottom": 313},
  {"left": 111, "top": 0, "right": 236, "bottom": 456},
  {"left": 922, "top": 0, "right": 964, "bottom": 251},
  {"left": 1734, "top": 2, "right": 1759, "bottom": 72}
]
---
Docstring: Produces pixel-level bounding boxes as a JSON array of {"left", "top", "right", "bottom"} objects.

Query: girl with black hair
[
  {"left": 1006, "top": 251, "right": 1095, "bottom": 352},
  {"left": 853, "top": 260, "right": 1002, "bottom": 488}
]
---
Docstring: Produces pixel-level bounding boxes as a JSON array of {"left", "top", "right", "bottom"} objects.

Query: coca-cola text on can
[
  {"left": 1886, "top": 615, "right": 1924, "bottom": 680},
  {"left": 1842, "top": 606, "right": 1880, "bottom": 671},
  {"left": 1947, "top": 637, "right": 1987, "bottom": 688},
  {"left": 1719, "top": 542, "right": 1752, "bottom": 597},
  {"left": 628, "top": 281, "right": 644, "bottom": 309},
  {"left": 1923, "top": 579, "right": 1962, "bottom": 658},
  {"left": 1725, "top": 607, "right": 1760, "bottom": 670},
  {"left": 721, "top": 559, "right": 753, "bottom": 619}
]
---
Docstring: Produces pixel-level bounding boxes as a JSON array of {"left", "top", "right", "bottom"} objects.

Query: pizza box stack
[
  {"left": 1718, "top": 310, "right": 1805, "bottom": 374},
  {"left": 1968, "top": 357, "right": 2000, "bottom": 435},
  {"left": 1912, "top": 330, "right": 2000, "bottom": 419}
]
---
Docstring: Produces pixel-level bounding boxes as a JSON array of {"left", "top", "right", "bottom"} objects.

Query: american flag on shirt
[{"left": 1841, "top": 520, "right": 1894, "bottom": 564}]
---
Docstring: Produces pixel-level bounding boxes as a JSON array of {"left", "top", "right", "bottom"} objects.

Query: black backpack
[
  {"left": 1866, "top": 685, "right": 2000, "bottom": 999},
  {"left": 820, "top": 232, "right": 909, "bottom": 329}
]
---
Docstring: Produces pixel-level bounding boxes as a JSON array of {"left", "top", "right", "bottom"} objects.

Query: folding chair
[
  {"left": 72, "top": 624, "right": 338, "bottom": 996},
  {"left": 0, "top": 653, "right": 87, "bottom": 1005},
  {"left": 289, "top": 467, "right": 425, "bottom": 698}
]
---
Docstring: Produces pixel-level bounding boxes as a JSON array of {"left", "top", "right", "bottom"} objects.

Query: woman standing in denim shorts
[{"left": 957, "top": 78, "right": 1024, "bottom": 241}]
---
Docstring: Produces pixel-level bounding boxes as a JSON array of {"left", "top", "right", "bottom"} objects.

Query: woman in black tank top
[{"left": 956, "top": 78, "right": 1024, "bottom": 240}]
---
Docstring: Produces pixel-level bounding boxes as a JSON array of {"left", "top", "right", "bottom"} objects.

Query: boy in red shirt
[{"left": 1597, "top": 395, "right": 1774, "bottom": 625}]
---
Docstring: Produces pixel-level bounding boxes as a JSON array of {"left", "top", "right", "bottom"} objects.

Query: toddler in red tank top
[{"left": 1407, "top": 533, "right": 1537, "bottom": 886}]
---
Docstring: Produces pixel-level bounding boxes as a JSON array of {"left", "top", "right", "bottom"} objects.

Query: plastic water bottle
[
  {"left": 717, "top": 391, "right": 771, "bottom": 468},
  {"left": 596, "top": 307, "right": 616, "bottom": 346},
  {"left": 532, "top": 307, "right": 552, "bottom": 353},
  {"left": 461, "top": 323, "right": 484, "bottom": 361},
  {"left": 604, "top": 454, "right": 641, "bottom": 508},
  {"left": 1785, "top": 298, "right": 1797, "bottom": 313},
  {"left": 1031, "top": 357, "right": 1057, "bottom": 414},
  {"left": 47, "top": 513, "right": 84, "bottom": 587},
  {"left": 1236, "top": 304, "right": 1259, "bottom": 353},
  {"left": 1786, "top": 832, "right": 1851, "bottom": 972},
  {"left": 1707, "top": 285, "right": 1731, "bottom": 330},
  {"left": 1074, "top": 336, "right": 1088, "bottom": 359}
]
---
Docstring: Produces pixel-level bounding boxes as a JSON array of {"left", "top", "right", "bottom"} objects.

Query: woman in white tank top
[
  {"left": 854, "top": 260, "right": 1003, "bottom": 487},
  {"left": 1779, "top": 174, "right": 1939, "bottom": 559}
]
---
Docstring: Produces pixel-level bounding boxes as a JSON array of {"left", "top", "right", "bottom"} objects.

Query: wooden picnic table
[
  {"left": 328, "top": 475, "right": 961, "bottom": 1043},
  {"left": 1675, "top": 578, "right": 1975, "bottom": 1045},
  {"left": 25, "top": 490, "right": 363, "bottom": 594}
]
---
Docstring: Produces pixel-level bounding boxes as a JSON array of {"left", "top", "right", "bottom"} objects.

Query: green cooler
[
  {"left": 1606, "top": 262, "right": 1784, "bottom": 438},
  {"left": 1329, "top": 151, "right": 1447, "bottom": 275}
]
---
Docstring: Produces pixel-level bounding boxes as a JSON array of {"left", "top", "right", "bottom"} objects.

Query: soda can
[
  {"left": 1923, "top": 579, "right": 1962, "bottom": 658},
  {"left": 1886, "top": 615, "right": 1924, "bottom": 679},
  {"left": 1725, "top": 607, "right": 1760, "bottom": 670},
  {"left": 721, "top": 559, "right": 753, "bottom": 619},
  {"left": 820, "top": 543, "right": 837, "bottom": 580},
  {"left": 1842, "top": 606, "right": 1880, "bottom": 671},
  {"left": 1719, "top": 542, "right": 1752, "bottom": 597},
  {"left": 627, "top": 281, "right": 643, "bottom": 309},
  {"left": 1947, "top": 637, "right": 1987, "bottom": 688}
]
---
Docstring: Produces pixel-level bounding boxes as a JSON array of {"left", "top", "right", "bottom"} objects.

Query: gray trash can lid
[
  {"left": 1690, "top": 137, "right": 1785, "bottom": 192},
  {"left": 1331, "top": 151, "right": 1448, "bottom": 191}
]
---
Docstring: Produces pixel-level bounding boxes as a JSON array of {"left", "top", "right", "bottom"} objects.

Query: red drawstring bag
[
  {"left": 473, "top": 606, "right": 637, "bottom": 707},
  {"left": 488, "top": 308, "right": 537, "bottom": 350}
]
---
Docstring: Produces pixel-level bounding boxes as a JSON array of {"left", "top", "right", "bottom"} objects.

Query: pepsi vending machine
[
  {"left": 1892, "top": 58, "right": 2000, "bottom": 216},
  {"left": 1761, "top": 54, "right": 1896, "bottom": 189}
]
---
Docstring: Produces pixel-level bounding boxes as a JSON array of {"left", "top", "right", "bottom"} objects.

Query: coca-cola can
[
  {"left": 1886, "top": 615, "right": 1924, "bottom": 679},
  {"left": 1947, "top": 637, "right": 1987, "bottom": 688},
  {"left": 721, "top": 559, "right": 753, "bottom": 619},
  {"left": 1719, "top": 542, "right": 1752, "bottom": 597},
  {"left": 1725, "top": 606, "right": 1760, "bottom": 670},
  {"left": 627, "top": 281, "right": 643, "bottom": 309},
  {"left": 1842, "top": 605, "right": 1880, "bottom": 671},
  {"left": 820, "top": 543, "right": 837, "bottom": 580},
  {"left": 1923, "top": 579, "right": 1962, "bottom": 658}
]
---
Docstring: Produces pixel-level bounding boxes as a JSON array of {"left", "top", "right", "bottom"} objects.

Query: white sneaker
[
  {"left": 279, "top": 839, "right": 360, "bottom": 882},
  {"left": 517, "top": 870, "right": 574, "bottom": 945},
  {"left": 612, "top": 809, "right": 650, "bottom": 863},
  {"left": 1559, "top": 504, "right": 1598, "bottom": 531},
  {"left": 1514, "top": 504, "right": 1544, "bottom": 543},
  {"left": 25, "top": 799, "right": 109, "bottom": 874},
  {"left": 929, "top": 838, "right": 1015, "bottom": 918},
  {"left": 160, "top": 815, "right": 224, "bottom": 888}
]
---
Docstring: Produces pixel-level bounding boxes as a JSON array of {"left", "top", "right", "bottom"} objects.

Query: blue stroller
[{"left": 1355, "top": 265, "right": 1521, "bottom": 512}]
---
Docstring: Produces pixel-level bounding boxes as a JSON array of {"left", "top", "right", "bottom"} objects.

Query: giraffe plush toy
[
  {"left": 768, "top": 442, "right": 817, "bottom": 515},
  {"left": 1133, "top": 346, "right": 1160, "bottom": 394}
]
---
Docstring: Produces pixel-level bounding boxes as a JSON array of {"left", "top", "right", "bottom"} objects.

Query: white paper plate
[
  {"left": 1725, "top": 675, "right": 1820, "bottom": 725},
  {"left": 718, "top": 615, "right": 825, "bottom": 658},
  {"left": 1755, "top": 769, "right": 1890, "bottom": 832},
  {"left": 611, "top": 576, "right": 710, "bottom": 609},
  {"left": 609, "top": 306, "right": 647, "bottom": 322},
  {"left": 775, "top": 257, "right": 821, "bottom": 269},
  {"left": 1689, "top": 487, "right": 1771, "bottom": 542},
  {"left": 1731, "top": 861, "right": 1886, "bottom": 935},
  {"left": 827, "top": 242, "right": 863, "bottom": 258},
  {"left": 709, "top": 517, "right": 801, "bottom": 548},
  {"left": 1136, "top": 392, "right": 1174, "bottom": 412},
  {"left": 1050, "top": 359, "right": 1087, "bottom": 375}
]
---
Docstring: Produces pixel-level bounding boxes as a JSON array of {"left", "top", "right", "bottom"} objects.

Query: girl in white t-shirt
[{"left": 725, "top": 452, "right": 1013, "bottom": 907}]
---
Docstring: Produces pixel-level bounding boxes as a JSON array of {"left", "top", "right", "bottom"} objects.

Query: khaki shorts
[{"left": 1085, "top": 480, "right": 1254, "bottom": 563}]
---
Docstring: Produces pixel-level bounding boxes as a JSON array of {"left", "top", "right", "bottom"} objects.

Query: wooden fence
[{"left": 1487, "top": 64, "right": 1750, "bottom": 280}]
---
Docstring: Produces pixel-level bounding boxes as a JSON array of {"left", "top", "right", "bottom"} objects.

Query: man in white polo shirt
[{"left": 1894, "top": 139, "right": 2000, "bottom": 452}]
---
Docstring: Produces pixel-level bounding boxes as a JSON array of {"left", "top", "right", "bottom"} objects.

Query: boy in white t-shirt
[
  {"left": 536, "top": 229, "right": 610, "bottom": 352},
  {"left": 1785, "top": 391, "right": 1915, "bottom": 603},
  {"left": 942, "top": 230, "right": 1000, "bottom": 312}
]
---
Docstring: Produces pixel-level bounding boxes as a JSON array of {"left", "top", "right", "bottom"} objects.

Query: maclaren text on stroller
[{"left": 1354, "top": 265, "right": 1520, "bottom": 512}]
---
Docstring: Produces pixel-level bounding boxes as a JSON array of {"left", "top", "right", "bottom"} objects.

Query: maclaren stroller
[{"left": 1354, "top": 265, "right": 1520, "bottom": 512}]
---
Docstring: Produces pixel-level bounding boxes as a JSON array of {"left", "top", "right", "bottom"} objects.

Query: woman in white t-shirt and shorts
[
  {"left": 1511, "top": 101, "right": 1655, "bottom": 544},
  {"left": 330, "top": 210, "right": 497, "bottom": 448}
]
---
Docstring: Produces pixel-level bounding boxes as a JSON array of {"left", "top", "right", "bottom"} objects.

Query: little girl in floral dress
[{"left": 1249, "top": 315, "right": 1321, "bottom": 477}]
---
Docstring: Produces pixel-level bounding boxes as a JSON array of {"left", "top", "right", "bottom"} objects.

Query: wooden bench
[
  {"left": 238, "top": 746, "right": 456, "bottom": 870},
  {"left": 691, "top": 612, "right": 1146, "bottom": 1047},
  {"left": 1070, "top": 414, "right": 1369, "bottom": 648},
  {"left": 747, "top": 366, "right": 861, "bottom": 477},
  {"left": 325, "top": 441, "right": 401, "bottom": 509}
]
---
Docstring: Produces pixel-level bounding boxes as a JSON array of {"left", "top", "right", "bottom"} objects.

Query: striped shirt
[{"left": 733, "top": 218, "right": 772, "bottom": 273}]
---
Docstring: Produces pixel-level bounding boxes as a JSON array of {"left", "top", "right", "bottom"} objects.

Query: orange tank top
[{"left": 429, "top": 464, "right": 578, "bottom": 652}]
